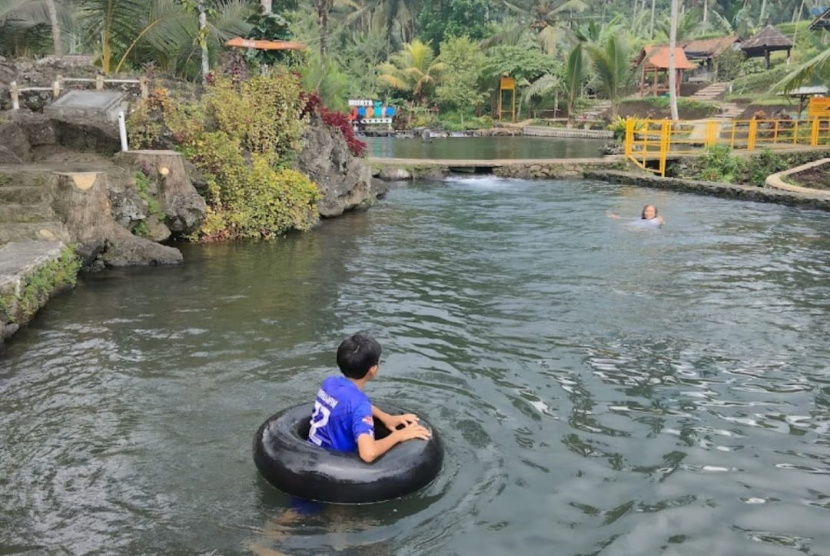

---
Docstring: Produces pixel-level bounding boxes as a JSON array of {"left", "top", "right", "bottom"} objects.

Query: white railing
[{"left": 7, "top": 75, "right": 149, "bottom": 110}]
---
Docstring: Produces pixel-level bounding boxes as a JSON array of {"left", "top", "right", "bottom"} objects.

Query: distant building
[
  {"left": 681, "top": 36, "right": 741, "bottom": 82},
  {"left": 633, "top": 46, "right": 697, "bottom": 97},
  {"left": 741, "top": 25, "right": 794, "bottom": 69}
]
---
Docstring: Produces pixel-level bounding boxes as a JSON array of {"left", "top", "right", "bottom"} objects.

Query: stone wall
[
  {"left": 586, "top": 170, "right": 830, "bottom": 211},
  {"left": 494, "top": 160, "right": 625, "bottom": 179}
]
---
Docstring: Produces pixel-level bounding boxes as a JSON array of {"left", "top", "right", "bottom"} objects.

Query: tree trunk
[
  {"left": 260, "top": 0, "right": 272, "bottom": 14},
  {"left": 198, "top": 2, "right": 209, "bottom": 85},
  {"left": 669, "top": 0, "right": 679, "bottom": 122},
  {"left": 703, "top": 0, "right": 708, "bottom": 24},
  {"left": 315, "top": 0, "right": 333, "bottom": 60},
  {"left": 650, "top": 0, "right": 657, "bottom": 39},
  {"left": 759, "top": 0, "right": 767, "bottom": 25},
  {"left": 46, "top": 0, "right": 62, "bottom": 57}
]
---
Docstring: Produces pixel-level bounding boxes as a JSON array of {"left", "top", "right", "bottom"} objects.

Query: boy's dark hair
[{"left": 336, "top": 334, "right": 382, "bottom": 379}]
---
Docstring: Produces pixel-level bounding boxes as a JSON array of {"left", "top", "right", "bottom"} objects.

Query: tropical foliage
[
  {"left": 3, "top": 0, "right": 828, "bottom": 120},
  {"left": 127, "top": 72, "right": 320, "bottom": 240}
]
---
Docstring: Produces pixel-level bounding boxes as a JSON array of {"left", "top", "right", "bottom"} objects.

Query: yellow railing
[{"left": 624, "top": 117, "right": 830, "bottom": 176}]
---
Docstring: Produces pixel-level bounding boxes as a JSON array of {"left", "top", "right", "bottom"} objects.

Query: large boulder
[
  {"left": 0, "top": 122, "right": 32, "bottom": 163},
  {"left": 295, "top": 115, "right": 379, "bottom": 218},
  {"left": 115, "top": 150, "right": 207, "bottom": 235},
  {"left": 50, "top": 171, "right": 182, "bottom": 267}
]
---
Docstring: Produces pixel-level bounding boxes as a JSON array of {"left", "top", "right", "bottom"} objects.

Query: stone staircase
[
  {"left": 0, "top": 168, "right": 69, "bottom": 245},
  {"left": 690, "top": 82, "right": 730, "bottom": 102},
  {"left": 688, "top": 82, "right": 744, "bottom": 121},
  {"left": 714, "top": 101, "right": 744, "bottom": 121},
  {"left": 575, "top": 100, "right": 612, "bottom": 120}
]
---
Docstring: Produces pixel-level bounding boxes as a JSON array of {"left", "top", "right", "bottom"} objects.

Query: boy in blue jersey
[{"left": 308, "top": 334, "right": 431, "bottom": 463}]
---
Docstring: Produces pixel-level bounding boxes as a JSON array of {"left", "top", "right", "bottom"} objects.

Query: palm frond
[
  {"left": 523, "top": 73, "right": 560, "bottom": 102},
  {"left": 775, "top": 48, "right": 830, "bottom": 93}
]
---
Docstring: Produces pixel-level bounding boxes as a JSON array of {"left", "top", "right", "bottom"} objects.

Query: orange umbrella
[{"left": 224, "top": 37, "right": 305, "bottom": 51}]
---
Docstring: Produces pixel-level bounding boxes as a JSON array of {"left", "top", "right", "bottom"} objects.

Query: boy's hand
[
  {"left": 382, "top": 413, "right": 419, "bottom": 430},
  {"left": 394, "top": 421, "right": 432, "bottom": 442}
]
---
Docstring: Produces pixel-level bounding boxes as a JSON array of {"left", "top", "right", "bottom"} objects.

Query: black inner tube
[{"left": 254, "top": 403, "right": 443, "bottom": 504}]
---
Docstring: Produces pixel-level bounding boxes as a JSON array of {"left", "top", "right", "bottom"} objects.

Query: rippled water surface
[
  {"left": 365, "top": 136, "right": 605, "bottom": 159},
  {"left": 2, "top": 177, "right": 829, "bottom": 556}
]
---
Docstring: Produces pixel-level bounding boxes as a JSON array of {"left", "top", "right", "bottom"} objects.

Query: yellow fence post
[
  {"left": 624, "top": 118, "right": 633, "bottom": 158},
  {"left": 705, "top": 121, "right": 718, "bottom": 147},
  {"left": 810, "top": 118, "right": 820, "bottom": 147},
  {"left": 747, "top": 119, "right": 757, "bottom": 151},
  {"left": 659, "top": 120, "right": 670, "bottom": 177}
]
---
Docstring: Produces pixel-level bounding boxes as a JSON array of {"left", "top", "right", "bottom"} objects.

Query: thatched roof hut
[{"left": 741, "top": 25, "right": 793, "bottom": 69}]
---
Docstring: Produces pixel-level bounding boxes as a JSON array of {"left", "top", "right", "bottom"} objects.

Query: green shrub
[
  {"left": 127, "top": 70, "right": 320, "bottom": 241},
  {"left": 699, "top": 144, "right": 739, "bottom": 182}
]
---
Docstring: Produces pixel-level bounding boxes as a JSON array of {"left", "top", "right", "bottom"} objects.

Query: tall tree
[
  {"left": 46, "top": 0, "right": 62, "bottom": 56},
  {"left": 499, "top": 0, "right": 588, "bottom": 54},
  {"left": 312, "top": 0, "right": 333, "bottom": 58},
  {"left": 586, "top": 33, "right": 632, "bottom": 117},
  {"left": 668, "top": 0, "right": 679, "bottom": 121},
  {"left": 378, "top": 39, "right": 446, "bottom": 102},
  {"left": 435, "top": 36, "right": 486, "bottom": 124}
]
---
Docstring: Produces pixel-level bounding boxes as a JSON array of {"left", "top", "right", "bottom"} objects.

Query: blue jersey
[{"left": 308, "top": 376, "right": 374, "bottom": 452}]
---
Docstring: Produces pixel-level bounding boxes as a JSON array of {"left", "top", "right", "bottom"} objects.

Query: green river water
[{"left": 1, "top": 176, "right": 828, "bottom": 555}]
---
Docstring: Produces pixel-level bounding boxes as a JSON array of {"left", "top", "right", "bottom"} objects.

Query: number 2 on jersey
[{"left": 308, "top": 401, "right": 331, "bottom": 446}]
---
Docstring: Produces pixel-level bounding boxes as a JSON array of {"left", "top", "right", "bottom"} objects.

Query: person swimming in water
[
  {"left": 639, "top": 204, "right": 664, "bottom": 227},
  {"left": 607, "top": 204, "right": 665, "bottom": 228}
]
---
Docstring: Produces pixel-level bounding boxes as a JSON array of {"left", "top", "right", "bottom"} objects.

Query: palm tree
[
  {"left": 0, "top": 0, "right": 70, "bottom": 56},
  {"left": 498, "top": 0, "right": 588, "bottom": 54},
  {"left": 78, "top": 0, "right": 252, "bottom": 77},
  {"left": 668, "top": 0, "right": 679, "bottom": 121},
  {"left": 377, "top": 39, "right": 446, "bottom": 102},
  {"left": 775, "top": 48, "right": 830, "bottom": 92},
  {"left": 586, "top": 34, "right": 632, "bottom": 118}
]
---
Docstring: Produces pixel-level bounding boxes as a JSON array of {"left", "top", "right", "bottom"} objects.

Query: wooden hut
[
  {"left": 740, "top": 25, "right": 793, "bottom": 69},
  {"left": 633, "top": 46, "right": 697, "bottom": 97},
  {"left": 681, "top": 36, "right": 741, "bottom": 81}
]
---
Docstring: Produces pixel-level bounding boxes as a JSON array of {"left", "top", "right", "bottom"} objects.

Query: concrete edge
[
  {"left": 766, "top": 158, "right": 830, "bottom": 197},
  {"left": 585, "top": 169, "right": 830, "bottom": 211}
]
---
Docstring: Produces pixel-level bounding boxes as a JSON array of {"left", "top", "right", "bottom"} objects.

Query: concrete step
[
  {"left": 0, "top": 203, "right": 57, "bottom": 223},
  {"left": 0, "top": 186, "right": 49, "bottom": 204},
  {"left": 0, "top": 221, "right": 69, "bottom": 244}
]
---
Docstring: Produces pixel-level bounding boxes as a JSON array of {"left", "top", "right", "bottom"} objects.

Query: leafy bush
[
  {"left": 698, "top": 144, "right": 739, "bottom": 182},
  {"left": 128, "top": 70, "right": 321, "bottom": 241}
]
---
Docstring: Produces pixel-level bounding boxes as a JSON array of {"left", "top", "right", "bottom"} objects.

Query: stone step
[
  {"left": 0, "top": 221, "right": 69, "bottom": 244},
  {"left": 0, "top": 203, "right": 57, "bottom": 223},
  {"left": 0, "top": 169, "right": 52, "bottom": 189},
  {"left": 0, "top": 186, "right": 50, "bottom": 204}
]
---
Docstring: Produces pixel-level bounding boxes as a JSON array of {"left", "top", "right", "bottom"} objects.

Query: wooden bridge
[{"left": 624, "top": 117, "right": 830, "bottom": 176}]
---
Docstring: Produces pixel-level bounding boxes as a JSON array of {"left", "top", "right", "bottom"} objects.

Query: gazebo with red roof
[{"left": 633, "top": 45, "right": 697, "bottom": 97}]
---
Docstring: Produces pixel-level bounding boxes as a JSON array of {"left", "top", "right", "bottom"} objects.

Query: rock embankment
[{"left": 296, "top": 113, "right": 387, "bottom": 216}]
